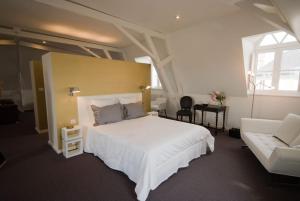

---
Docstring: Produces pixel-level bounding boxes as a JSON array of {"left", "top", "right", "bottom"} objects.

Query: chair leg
[
  {"left": 176, "top": 114, "right": 178, "bottom": 120},
  {"left": 189, "top": 115, "right": 192, "bottom": 123},
  {"left": 164, "top": 109, "right": 167, "bottom": 118},
  {"left": 181, "top": 116, "right": 183, "bottom": 121}
]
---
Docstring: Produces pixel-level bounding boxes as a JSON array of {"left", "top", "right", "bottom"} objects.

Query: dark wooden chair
[
  {"left": 0, "top": 99, "right": 19, "bottom": 124},
  {"left": 176, "top": 96, "right": 193, "bottom": 123}
]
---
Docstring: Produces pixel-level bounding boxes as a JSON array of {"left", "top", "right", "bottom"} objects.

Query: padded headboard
[{"left": 77, "top": 93, "right": 142, "bottom": 126}]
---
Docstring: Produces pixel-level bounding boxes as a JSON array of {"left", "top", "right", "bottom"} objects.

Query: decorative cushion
[
  {"left": 91, "top": 103, "right": 123, "bottom": 126},
  {"left": 123, "top": 102, "right": 146, "bottom": 120},
  {"left": 274, "top": 113, "right": 300, "bottom": 146},
  {"left": 88, "top": 98, "right": 119, "bottom": 123}
]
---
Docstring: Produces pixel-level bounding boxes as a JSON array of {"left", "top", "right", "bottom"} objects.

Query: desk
[{"left": 193, "top": 104, "right": 226, "bottom": 134}]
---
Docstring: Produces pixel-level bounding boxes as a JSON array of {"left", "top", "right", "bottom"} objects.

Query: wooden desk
[{"left": 193, "top": 104, "right": 226, "bottom": 134}]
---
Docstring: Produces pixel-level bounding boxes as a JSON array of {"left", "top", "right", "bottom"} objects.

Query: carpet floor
[{"left": 0, "top": 112, "right": 299, "bottom": 201}]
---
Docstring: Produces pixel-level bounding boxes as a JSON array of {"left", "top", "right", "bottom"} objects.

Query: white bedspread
[{"left": 84, "top": 115, "right": 214, "bottom": 201}]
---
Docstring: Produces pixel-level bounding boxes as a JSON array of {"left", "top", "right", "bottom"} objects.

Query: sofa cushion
[
  {"left": 290, "top": 134, "right": 300, "bottom": 148},
  {"left": 245, "top": 132, "right": 288, "bottom": 159},
  {"left": 274, "top": 114, "right": 300, "bottom": 146}
]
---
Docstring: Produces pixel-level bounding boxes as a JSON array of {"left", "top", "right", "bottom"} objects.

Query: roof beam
[
  {"left": 115, "top": 25, "right": 155, "bottom": 58},
  {"left": 79, "top": 46, "right": 101, "bottom": 58},
  {"left": 103, "top": 49, "right": 112, "bottom": 59},
  {"left": 236, "top": 0, "right": 293, "bottom": 35},
  {"left": 0, "top": 39, "right": 16, "bottom": 45},
  {"left": 35, "top": 0, "right": 166, "bottom": 39},
  {"left": 0, "top": 26, "right": 122, "bottom": 52},
  {"left": 158, "top": 56, "right": 173, "bottom": 68}
]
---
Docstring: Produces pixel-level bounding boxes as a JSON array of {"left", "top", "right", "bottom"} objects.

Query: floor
[{"left": 0, "top": 112, "right": 299, "bottom": 201}]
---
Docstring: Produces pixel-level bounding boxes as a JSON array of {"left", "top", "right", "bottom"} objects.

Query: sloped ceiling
[
  {"left": 0, "top": 0, "right": 242, "bottom": 48},
  {"left": 272, "top": 0, "right": 300, "bottom": 42},
  {"left": 0, "top": 0, "right": 136, "bottom": 48},
  {"left": 168, "top": 11, "right": 276, "bottom": 96},
  {"left": 72, "top": 0, "right": 240, "bottom": 33}
]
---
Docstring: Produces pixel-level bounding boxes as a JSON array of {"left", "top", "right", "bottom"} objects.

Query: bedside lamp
[{"left": 69, "top": 87, "right": 80, "bottom": 96}]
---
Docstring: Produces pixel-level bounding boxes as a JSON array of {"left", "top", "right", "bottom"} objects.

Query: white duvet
[{"left": 84, "top": 115, "right": 214, "bottom": 201}]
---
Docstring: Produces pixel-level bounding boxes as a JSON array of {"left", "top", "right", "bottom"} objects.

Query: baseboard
[
  {"left": 48, "top": 141, "right": 62, "bottom": 154},
  {"left": 35, "top": 127, "right": 48, "bottom": 134}
]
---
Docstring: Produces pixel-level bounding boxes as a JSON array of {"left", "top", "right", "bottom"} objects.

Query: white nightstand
[
  {"left": 62, "top": 126, "right": 83, "bottom": 158},
  {"left": 148, "top": 111, "right": 159, "bottom": 116}
]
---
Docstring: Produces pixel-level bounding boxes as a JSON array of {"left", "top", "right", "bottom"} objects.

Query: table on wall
[{"left": 193, "top": 104, "right": 226, "bottom": 135}]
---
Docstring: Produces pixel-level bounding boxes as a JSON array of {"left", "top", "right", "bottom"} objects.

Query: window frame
[
  {"left": 250, "top": 31, "right": 300, "bottom": 97},
  {"left": 134, "top": 56, "right": 163, "bottom": 90}
]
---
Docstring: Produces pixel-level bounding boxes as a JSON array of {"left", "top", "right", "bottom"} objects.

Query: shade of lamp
[
  {"left": 69, "top": 87, "right": 80, "bottom": 96},
  {"left": 139, "top": 85, "right": 151, "bottom": 92}
]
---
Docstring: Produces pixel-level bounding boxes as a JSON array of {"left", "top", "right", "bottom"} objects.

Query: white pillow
[
  {"left": 119, "top": 96, "right": 139, "bottom": 104},
  {"left": 274, "top": 113, "right": 300, "bottom": 145}
]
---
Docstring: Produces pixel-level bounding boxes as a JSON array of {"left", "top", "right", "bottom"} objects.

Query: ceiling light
[
  {"left": 42, "top": 41, "right": 47, "bottom": 44},
  {"left": 175, "top": 15, "right": 181, "bottom": 20}
]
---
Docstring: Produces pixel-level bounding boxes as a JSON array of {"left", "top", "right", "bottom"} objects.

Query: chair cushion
[
  {"left": 274, "top": 114, "right": 300, "bottom": 146},
  {"left": 177, "top": 110, "right": 192, "bottom": 116}
]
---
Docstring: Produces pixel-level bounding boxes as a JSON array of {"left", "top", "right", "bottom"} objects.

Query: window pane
[
  {"left": 282, "top": 34, "right": 297, "bottom": 43},
  {"left": 256, "top": 52, "right": 275, "bottom": 90},
  {"left": 281, "top": 49, "right": 300, "bottom": 70},
  {"left": 273, "top": 31, "right": 286, "bottom": 43},
  {"left": 260, "top": 34, "right": 277, "bottom": 46},
  {"left": 279, "top": 49, "right": 300, "bottom": 91},
  {"left": 279, "top": 71, "right": 299, "bottom": 91}
]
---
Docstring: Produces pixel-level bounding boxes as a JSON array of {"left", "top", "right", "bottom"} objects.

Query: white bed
[{"left": 78, "top": 93, "right": 214, "bottom": 201}]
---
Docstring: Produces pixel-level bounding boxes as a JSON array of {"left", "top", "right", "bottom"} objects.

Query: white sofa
[{"left": 241, "top": 118, "right": 300, "bottom": 177}]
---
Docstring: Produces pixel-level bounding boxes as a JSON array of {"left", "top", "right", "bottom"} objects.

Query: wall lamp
[
  {"left": 139, "top": 85, "right": 151, "bottom": 93},
  {"left": 69, "top": 87, "right": 80, "bottom": 96}
]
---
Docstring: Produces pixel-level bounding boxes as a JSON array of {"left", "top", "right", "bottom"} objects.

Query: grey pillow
[
  {"left": 123, "top": 102, "right": 146, "bottom": 120},
  {"left": 91, "top": 103, "right": 123, "bottom": 126}
]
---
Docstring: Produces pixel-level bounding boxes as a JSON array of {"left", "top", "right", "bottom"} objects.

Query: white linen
[{"left": 84, "top": 115, "right": 214, "bottom": 201}]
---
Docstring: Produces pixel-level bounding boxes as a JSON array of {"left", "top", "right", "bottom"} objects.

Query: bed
[{"left": 78, "top": 93, "right": 214, "bottom": 201}]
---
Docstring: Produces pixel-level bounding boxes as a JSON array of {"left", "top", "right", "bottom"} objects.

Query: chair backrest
[{"left": 180, "top": 96, "right": 193, "bottom": 110}]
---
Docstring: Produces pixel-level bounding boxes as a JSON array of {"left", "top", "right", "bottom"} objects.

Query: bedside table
[
  {"left": 62, "top": 126, "right": 83, "bottom": 158},
  {"left": 148, "top": 111, "right": 159, "bottom": 116}
]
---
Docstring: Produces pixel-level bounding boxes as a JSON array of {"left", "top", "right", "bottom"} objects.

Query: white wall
[
  {"left": 166, "top": 11, "right": 300, "bottom": 127},
  {"left": 187, "top": 94, "right": 300, "bottom": 129}
]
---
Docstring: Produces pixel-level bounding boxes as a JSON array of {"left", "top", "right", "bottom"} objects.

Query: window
[
  {"left": 250, "top": 31, "right": 300, "bottom": 95},
  {"left": 279, "top": 49, "right": 300, "bottom": 90},
  {"left": 134, "top": 56, "right": 162, "bottom": 89}
]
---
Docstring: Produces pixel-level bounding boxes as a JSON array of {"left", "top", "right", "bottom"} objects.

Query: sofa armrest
[
  {"left": 269, "top": 147, "right": 300, "bottom": 177},
  {"left": 270, "top": 147, "right": 300, "bottom": 162},
  {"left": 241, "top": 118, "right": 282, "bottom": 135}
]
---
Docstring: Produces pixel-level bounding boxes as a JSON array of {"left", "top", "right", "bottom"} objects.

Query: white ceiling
[
  {"left": 0, "top": 0, "right": 136, "bottom": 48},
  {"left": 0, "top": 0, "right": 241, "bottom": 48},
  {"left": 72, "top": 0, "right": 240, "bottom": 33}
]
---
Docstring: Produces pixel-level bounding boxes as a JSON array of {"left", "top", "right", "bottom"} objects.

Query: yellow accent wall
[{"left": 46, "top": 52, "right": 151, "bottom": 149}]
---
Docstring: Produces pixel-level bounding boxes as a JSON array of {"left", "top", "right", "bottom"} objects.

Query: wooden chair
[{"left": 176, "top": 96, "right": 193, "bottom": 123}]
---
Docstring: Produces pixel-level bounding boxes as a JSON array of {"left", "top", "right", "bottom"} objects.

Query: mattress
[{"left": 84, "top": 115, "right": 214, "bottom": 201}]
